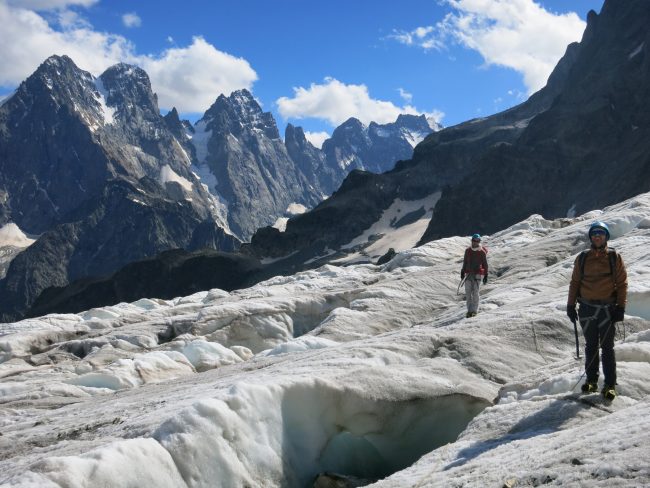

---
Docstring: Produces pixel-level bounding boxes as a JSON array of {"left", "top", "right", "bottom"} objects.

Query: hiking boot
[
  {"left": 602, "top": 384, "right": 617, "bottom": 401},
  {"left": 581, "top": 381, "right": 598, "bottom": 393},
  {"left": 466, "top": 312, "right": 472, "bottom": 318},
  {"left": 470, "top": 312, "right": 477, "bottom": 317}
]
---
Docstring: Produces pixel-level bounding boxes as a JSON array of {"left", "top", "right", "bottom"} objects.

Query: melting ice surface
[{"left": 1, "top": 193, "right": 650, "bottom": 487}]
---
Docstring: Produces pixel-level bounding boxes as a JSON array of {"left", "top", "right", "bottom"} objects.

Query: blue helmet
[
  {"left": 471, "top": 233, "right": 481, "bottom": 241},
  {"left": 588, "top": 221, "right": 610, "bottom": 240}
]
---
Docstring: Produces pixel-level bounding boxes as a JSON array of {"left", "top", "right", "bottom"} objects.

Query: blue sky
[{"left": 0, "top": 0, "right": 603, "bottom": 147}]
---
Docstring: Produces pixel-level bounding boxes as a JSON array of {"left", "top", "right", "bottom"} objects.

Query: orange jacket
[{"left": 567, "top": 247, "right": 628, "bottom": 306}]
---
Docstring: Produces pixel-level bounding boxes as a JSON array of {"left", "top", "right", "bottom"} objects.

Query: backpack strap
[
  {"left": 579, "top": 250, "right": 589, "bottom": 281},
  {"left": 608, "top": 248, "right": 617, "bottom": 291},
  {"left": 579, "top": 248, "right": 617, "bottom": 286}
]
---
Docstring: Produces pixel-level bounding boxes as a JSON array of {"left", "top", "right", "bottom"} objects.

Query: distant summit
[
  {"left": 0, "top": 55, "right": 237, "bottom": 321},
  {"left": 0, "top": 56, "right": 433, "bottom": 320},
  {"left": 186, "top": 88, "right": 437, "bottom": 239},
  {"left": 322, "top": 114, "right": 435, "bottom": 174}
]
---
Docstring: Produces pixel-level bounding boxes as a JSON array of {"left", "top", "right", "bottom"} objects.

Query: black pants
[{"left": 578, "top": 303, "right": 616, "bottom": 386}]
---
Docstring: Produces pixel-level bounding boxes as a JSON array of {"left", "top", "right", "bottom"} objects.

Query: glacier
[{"left": 1, "top": 192, "right": 650, "bottom": 487}]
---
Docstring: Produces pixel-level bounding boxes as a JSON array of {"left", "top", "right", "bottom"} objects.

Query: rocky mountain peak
[
  {"left": 284, "top": 123, "right": 311, "bottom": 149},
  {"left": 337, "top": 117, "right": 366, "bottom": 133},
  {"left": 201, "top": 89, "right": 279, "bottom": 139},
  {"left": 98, "top": 63, "right": 158, "bottom": 121},
  {"left": 37, "top": 55, "right": 90, "bottom": 78},
  {"left": 8, "top": 55, "right": 97, "bottom": 116},
  {"left": 392, "top": 113, "right": 441, "bottom": 133},
  {"left": 163, "top": 107, "right": 185, "bottom": 138}
]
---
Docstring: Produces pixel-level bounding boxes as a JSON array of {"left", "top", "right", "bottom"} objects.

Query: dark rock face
[
  {"left": 163, "top": 107, "right": 197, "bottom": 161},
  {"left": 29, "top": 248, "right": 262, "bottom": 318},
  {"left": 0, "top": 56, "right": 237, "bottom": 321},
  {"left": 419, "top": 0, "right": 650, "bottom": 243},
  {"left": 284, "top": 123, "right": 339, "bottom": 198},
  {"left": 243, "top": 162, "right": 438, "bottom": 273}
]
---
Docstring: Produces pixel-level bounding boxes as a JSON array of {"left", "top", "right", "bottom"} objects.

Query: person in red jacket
[{"left": 461, "top": 233, "right": 488, "bottom": 318}]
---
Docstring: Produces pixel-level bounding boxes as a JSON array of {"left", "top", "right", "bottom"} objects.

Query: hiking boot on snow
[
  {"left": 581, "top": 381, "right": 598, "bottom": 393},
  {"left": 602, "top": 384, "right": 617, "bottom": 400}
]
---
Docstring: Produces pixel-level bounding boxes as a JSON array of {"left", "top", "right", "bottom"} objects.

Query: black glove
[
  {"left": 460, "top": 271, "right": 465, "bottom": 279},
  {"left": 611, "top": 305, "right": 625, "bottom": 323},
  {"left": 566, "top": 304, "right": 577, "bottom": 322},
  {"left": 482, "top": 275, "right": 488, "bottom": 285}
]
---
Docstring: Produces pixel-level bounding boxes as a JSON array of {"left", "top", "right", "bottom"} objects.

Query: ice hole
[
  {"left": 280, "top": 385, "right": 490, "bottom": 487},
  {"left": 60, "top": 338, "right": 109, "bottom": 359},
  {"left": 289, "top": 294, "right": 352, "bottom": 338},
  {"left": 626, "top": 291, "right": 650, "bottom": 321},
  {"left": 155, "top": 381, "right": 491, "bottom": 488}
]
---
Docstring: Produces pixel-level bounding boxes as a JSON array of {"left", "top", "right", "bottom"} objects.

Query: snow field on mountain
[
  {"left": 1, "top": 193, "right": 650, "bottom": 486},
  {"left": 336, "top": 193, "right": 442, "bottom": 264}
]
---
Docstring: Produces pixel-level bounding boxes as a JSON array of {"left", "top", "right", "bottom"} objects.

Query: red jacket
[{"left": 462, "top": 246, "right": 488, "bottom": 276}]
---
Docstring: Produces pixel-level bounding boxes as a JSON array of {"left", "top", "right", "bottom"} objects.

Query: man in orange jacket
[{"left": 567, "top": 221, "right": 628, "bottom": 400}]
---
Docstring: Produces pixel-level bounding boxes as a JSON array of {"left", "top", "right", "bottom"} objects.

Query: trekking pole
[{"left": 571, "top": 318, "right": 580, "bottom": 359}]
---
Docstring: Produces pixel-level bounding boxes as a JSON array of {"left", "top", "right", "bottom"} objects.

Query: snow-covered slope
[{"left": 1, "top": 193, "right": 650, "bottom": 487}]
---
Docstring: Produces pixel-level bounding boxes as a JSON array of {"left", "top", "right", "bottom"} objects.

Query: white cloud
[
  {"left": 0, "top": 3, "right": 257, "bottom": 113},
  {"left": 140, "top": 37, "right": 257, "bottom": 112},
  {"left": 391, "top": 0, "right": 587, "bottom": 94},
  {"left": 122, "top": 12, "right": 141, "bottom": 28},
  {"left": 0, "top": 2, "right": 135, "bottom": 85},
  {"left": 398, "top": 88, "right": 413, "bottom": 103},
  {"left": 304, "top": 131, "right": 330, "bottom": 149},
  {"left": 277, "top": 77, "right": 443, "bottom": 127},
  {"left": 390, "top": 25, "right": 444, "bottom": 50},
  {"left": 5, "top": 0, "right": 98, "bottom": 9}
]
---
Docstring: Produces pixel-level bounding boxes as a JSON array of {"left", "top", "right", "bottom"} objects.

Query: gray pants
[{"left": 465, "top": 275, "right": 482, "bottom": 313}]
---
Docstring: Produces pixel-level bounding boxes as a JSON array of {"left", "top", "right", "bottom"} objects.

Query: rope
[{"left": 456, "top": 276, "right": 467, "bottom": 295}]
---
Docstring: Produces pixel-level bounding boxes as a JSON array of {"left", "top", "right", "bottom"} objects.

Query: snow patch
[
  {"left": 286, "top": 203, "right": 307, "bottom": 215},
  {"left": 338, "top": 154, "right": 356, "bottom": 170},
  {"left": 191, "top": 119, "right": 212, "bottom": 164},
  {"left": 159, "top": 165, "right": 193, "bottom": 193},
  {"left": 272, "top": 217, "right": 289, "bottom": 232},
  {"left": 336, "top": 193, "right": 441, "bottom": 263},
  {"left": 402, "top": 129, "right": 428, "bottom": 148},
  {"left": 94, "top": 78, "right": 116, "bottom": 125},
  {"left": 629, "top": 42, "right": 644, "bottom": 59},
  {"left": 0, "top": 223, "right": 36, "bottom": 248}
]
